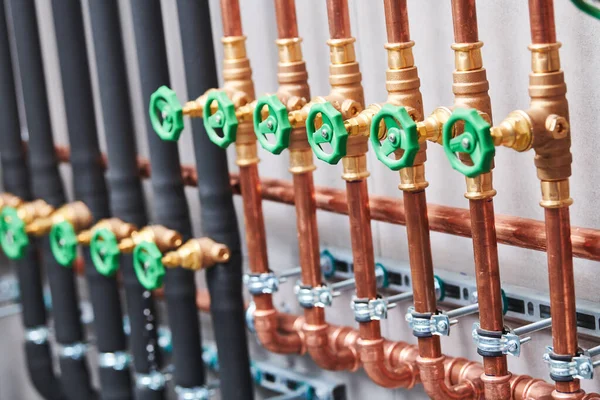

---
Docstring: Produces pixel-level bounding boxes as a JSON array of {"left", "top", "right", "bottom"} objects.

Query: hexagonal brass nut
[{"left": 545, "top": 114, "right": 570, "bottom": 140}]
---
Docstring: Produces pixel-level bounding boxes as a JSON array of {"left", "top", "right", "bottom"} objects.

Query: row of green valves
[
  {"left": 0, "top": 199, "right": 228, "bottom": 291},
  {"left": 151, "top": 86, "right": 494, "bottom": 178}
]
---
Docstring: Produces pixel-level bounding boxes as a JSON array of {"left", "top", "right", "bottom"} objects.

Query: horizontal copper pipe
[
  {"left": 274, "top": 0, "right": 298, "bottom": 39},
  {"left": 326, "top": 0, "right": 351, "bottom": 39},
  {"left": 528, "top": 0, "right": 557, "bottom": 44},
  {"left": 451, "top": 0, "right": 479, "bottom": 43},
  {"left": 220, "top": 0, "right": 243, "bottom": 37},
  {"left": 46, "top": 144, "right": 600, "bottom": 262},
  {"left": 383, "top": 0, "right": 410, "bottom": 43}
]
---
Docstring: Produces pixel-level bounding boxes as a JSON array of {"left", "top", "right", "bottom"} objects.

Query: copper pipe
[
  {"left": 326, "top": 0, "right": 351, "bottom": 39},
  {"left": 46, "top": 144, "right": 600, "bottom": 262},
  {"left": 239, "top": 164, "right": 303, "bottom": 354},
  {"left": 451, "top": 0, "right": 479, "bottom": 43},
  {"left": 274, "top": 0, "right": 298, "bottom": 39},
  {"left": 545, "top": 207, "right": 581, "bottom": 395},
  {"left": 346, "top": 180, "right": 417, "bottom": 388},
  {"left": 528, "top": 0, "right": 557, "bottom": 44},
  {"left": 294, "top": 172, "right": 358, "bottom": 370},
  {"left": 220, "top": 0, "right": 243, "bottom": 37},
  {"left": 383, "top": 0, "right": 410, "bottom": 43}
]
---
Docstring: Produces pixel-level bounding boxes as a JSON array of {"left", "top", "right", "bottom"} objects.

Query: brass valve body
[
  {"left": 77, "top": 218, "right": 137, "bottom": 246},
  {"left": 162, "top": 238, "right": 230, "bottom": 271},
  {"left": 119, "top": 225, "right": 182, "bottom": 254},
  {"left": 26, "top": 201, "right": 92, "bottom": 236},
  {"left": 14, "top": 200, "right": 55, "bottom": 226},
  {"left": 0, "top": 193, "right": 24, "bottom": 210}
]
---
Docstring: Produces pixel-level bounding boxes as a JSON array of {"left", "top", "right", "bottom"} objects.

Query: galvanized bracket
[
  {"left": 352, "top": 297, "right": 394, "bottom": 322},
  {"left": 175, "top": 385, "right": 214, "bottom": 400},
  {"left": 58, "top": 342, "right": 88, "bottom": 360},
  {"left": 25, "top": 326, "right": 49, "bottom": 345},
  {"left": 98, "top": 351, "right": 131, "bottom": 371},
  {"left": 135, "top": 371, "right": 167, "bottom": 391},
  {"left": 244, "top": 272, "right": 281, "bottom": 295},
  {"left": 294, "top": 283, "right": 335, "bottom": 308},
  {"left": 405, "top": 307, "right": 452, "bottom": 337},
  {"left": 543, "top": 347, "right": 594, "bottom": 380},
  {"left": 472, "top": 323, "right": 523, "bottom": 357}
]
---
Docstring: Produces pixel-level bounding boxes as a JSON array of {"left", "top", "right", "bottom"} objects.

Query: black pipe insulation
[
  {"left": 5, "top": 1, "right": 96, "bottom": 399},
  {"left": 129, "top": 0, "right": 207, "bottom": 391},
  {"left": 0, "top": 4, "right": 65, "bottom": 399},
  {"left": 85, "top": 1, "right": 166, "bottom": 399},
  {"left": 50, "top": 1, "right": 131, "bottom": 399},
  {"left": 176, "top": 1, "right": 254, "bottom": 399}
]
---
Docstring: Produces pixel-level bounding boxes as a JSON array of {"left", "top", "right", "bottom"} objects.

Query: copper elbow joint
[
  {"left": 358, "top": 337, "right": 418, "bottom": 389},
  {"left": 302, "top": 322, "right": 359, "bottom": 371},
  {"left": 253, "top": 307, "right": 305, "bottom": 355},
  {"left": 418, "top": 355, "right": 479, "bottom": 400}
]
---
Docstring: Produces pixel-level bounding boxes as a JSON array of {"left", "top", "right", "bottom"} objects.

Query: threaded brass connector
[
  {"left": 26, "top": 201, "right": 91, "bottom": 236},
  {"left": 490, "top": 110, "right": 533, "bottom": 152},
  {"left": 161, "top": 238, "right": 230, "bottom": 271},
  {"left": 119, "top": 225, "right": 182, "bottom": 254},
  {"left": 77, "top": 218, "right": 137, "bottom": 246},
  {"left": 14, "top": 200, "right": 55, "bottom": 227}
]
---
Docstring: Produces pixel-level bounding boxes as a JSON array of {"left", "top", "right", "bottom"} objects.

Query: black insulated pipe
[
  {"left": 5, "top": 1, "right": 97, "bottom": 399},
  {"left": 177, "top": 1, "right": 254, "bottom": 399},
  {"left": 0, "top": 3, "right": 64, "bottom": 399},
  {"left": 50, "top": 0, "right": 130, "bottom": 399},
  {"left": 130, "top": 0, "right": 207, "bottom": 392},
  {"left": 85, "top": 1, "right": 166, "bottom": 399}
]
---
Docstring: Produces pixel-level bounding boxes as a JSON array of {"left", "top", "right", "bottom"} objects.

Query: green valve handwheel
[
  {"left": 253, "top": 95, "right": 292, "bottom": 155},
  {"left": 306, "top": 102, "right": 347, "bottom": 164},
  {"left": 442, "top": 108, "right": 494, "bottom": 178},
  {"left": 133, "top": 241, "right": 166, "bottom": 291},
  {"left": 370, "top": 104, "right": 420, "bottom": 171},
  {"left": 149, "top": 85, "right": 184, "bottom": 142},
  {"left": 90, "top": 228, "right": 121, "bottom": 277},
  {"left": 49, "top": 221, "right": 78, "bottom": 267},
  {"left": 0, "top": 207, "right": 29, "bottom": 260},
  {"left": 203, "top": 91, "right": 238, "bottom": 149}
]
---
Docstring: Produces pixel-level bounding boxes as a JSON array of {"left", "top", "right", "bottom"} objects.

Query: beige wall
[{"left": 2, "top": 1, "right": 599, "bottom": 399}]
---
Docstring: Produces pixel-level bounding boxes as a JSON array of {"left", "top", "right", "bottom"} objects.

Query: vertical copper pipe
[
  {"left": 220, "top": 0, "right": 243, "bottom": 37},
  {"left": 326, "top": 0, "right": 352, "bottom": 39},
  {"left": 528, "top": 0, "right": 557, "bottom": 44},
  {"left": 451, "top": 0, "right": 479, "bottom": 42},
  {"left": 383, "top": 0, "right": 410, "bottom": 43},
  {"left": 274, "top": 0, "right": 298, "bottom": 39},
  {"left": 545, "top": 207, "right": 581, "bottom": 395}
]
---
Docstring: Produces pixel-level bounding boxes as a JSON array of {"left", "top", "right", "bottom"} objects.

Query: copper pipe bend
[
  {"left": 253, "top": 307, "right": 306, "bottom": 354},
  {"left": 419, "top": 355, "right": 480, "bottom": 399},
  {"left": 303, "top": 322, "right": 359, "bottom": 371},
  {"left": 510, "top": 375, "right": 554, "bottom": 400},
  {"left": 358, "top": 337, "right": 418, "bottom": 389}
]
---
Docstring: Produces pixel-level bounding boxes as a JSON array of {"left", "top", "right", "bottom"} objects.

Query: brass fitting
[
  {"left": 539, "top": 179, "right": 573, "bottom": 208},
  {"left": 0, "top": 193, "right": 24, "bottom": 210},
  {"left": 418, "top": 107, "right": 452, "bottom": 145},
  {"left": 77, "top": 218, "right": 137, "bottom": 246},
  {"left": 464, "top": 172, "right": 497, "bottom": 200},
  {"left": 490, "top": 110, "right": 533, "bottom": 152},
  {"left": 161, "top": 238, "right": 230, "bottom": 271},
  {"left": 118, "top": 225, "right": 182, "bottom": 254},
  {"left": 26, "top": 201, "right": 92, "bottom": 236},
  {"left": 14, "top": 200, "right": 55, "bottom": 227}
]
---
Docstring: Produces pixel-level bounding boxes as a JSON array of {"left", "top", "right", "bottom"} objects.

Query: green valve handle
[
  {"left": 370, "top": 104, "right": 420, "bottom": 171},
  {"left": 133, "top": 241, "right": 166, "bottom": 291},
  {"left": 0, "top": 207, "right": 29, "bottom": 260},
  {"left": 149, "top": 85, "right": 184, "bottom": 142},
  {"left": 90, "top": 228, "right": 121, "bottom": 277},
  {"left": 442, "top": 108, "right": 494, "bottom": 178},
  {"left": 49, "top": 221, "right": 78, "bottom": 267},
  {"left": 203, "top": 91, "right": 238, "bottom": 149},
  {"left": 306, "top": 102, "right": 347, "bottom": 164},
  {"left": 253, "top": 95, "right": 292, "bottom": 155}
]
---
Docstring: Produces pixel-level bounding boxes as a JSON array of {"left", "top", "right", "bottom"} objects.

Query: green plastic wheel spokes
[
  {"left": 149, "top": 86, "right": 184, "bottom": 142},
  {"left": 0, "top": 207, "right": 29, "bottom": 260},
  {"left": 253, "top": 95, "right": 292, "bottom": 155},
  {"left": 90, "top": 228, "right": 121, "bottom": 277},
  {"left": 442, "top": 108, "right": 494, "bottom": 178},
  {"left": 49, "top": 221, "right": 78, "bottom": 267},
  {"left": 133, "top": 241, "right": 166, "bottom": 291},
  {"left": 203, "top": 91, "right": 238, "bottom": 149},
  {"left": 306, "top": 102, "right": 347, "bottom": 164},
  {"left": 370, "top": 104, "right": 420, "bottom": 171}
]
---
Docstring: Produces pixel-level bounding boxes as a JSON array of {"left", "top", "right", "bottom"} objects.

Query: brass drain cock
[
  {"left": 162, "top": 238, "right": 230, "bottom": 271},
  {"left": 0, "top": 199, "right": 54, "bottom": 260},
  {"left": 81, "top": 219, "right": 138, "bottom": 277}
]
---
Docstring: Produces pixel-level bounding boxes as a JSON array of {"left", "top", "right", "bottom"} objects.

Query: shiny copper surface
[
  {"left": 451, "top": 0, "right": 479, "bottom": 43},
  {"left": 545, "top": 207, "right": 580, "bottom": 394},
  {"left": 274, "top": 0, "right": 298, "bottom": 39},
  {"left": 326, "top": 0, "right": 351, "bottom": 39},
  {"left": 220, "top": 0, "right": 243, "bottom": 37},
  {"left": 528, "top": 0, "right": 557, "bottom": 44},
  {"left": 383, "top": 0, "right": 410, "bottom": 43},
  {"left": 48, "top": 146, "right": 600, "bottom": 262}
]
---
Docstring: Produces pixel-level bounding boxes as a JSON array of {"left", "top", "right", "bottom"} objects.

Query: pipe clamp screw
[
  {"left": 543, "top": 347, "right": 595, "bottom": 380},
  {"left": 352, "top": 297, "right": 392, "bottom": 322},
  {"left": 244, "top": 273, "right": 281, "bottom": 295},
  {"left": 295, "top": 284, "right": 334, "bottom": 308},
  {"left": 472, "top": 323, "right": 524, "bottom": 357}
]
